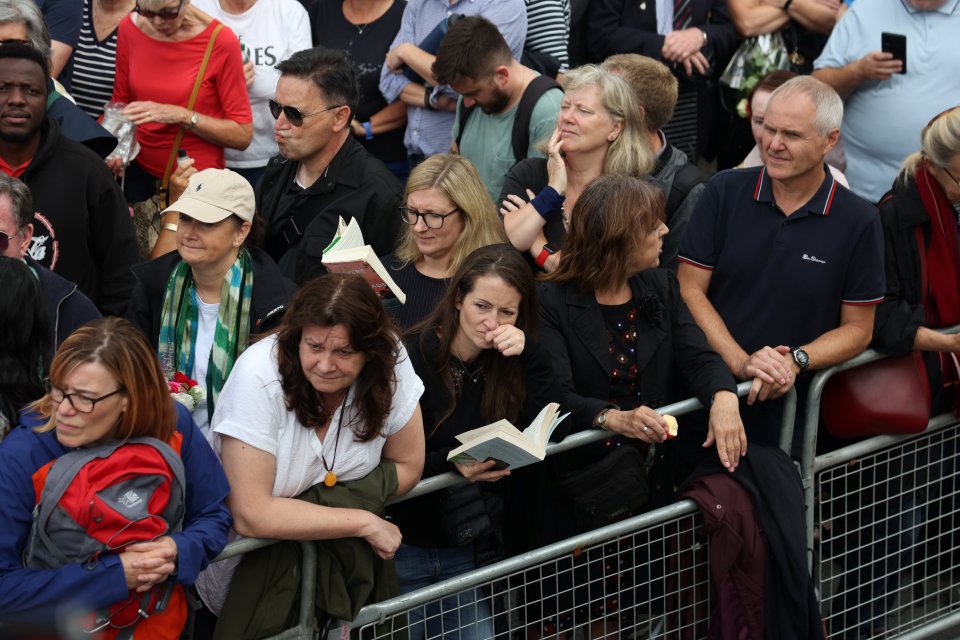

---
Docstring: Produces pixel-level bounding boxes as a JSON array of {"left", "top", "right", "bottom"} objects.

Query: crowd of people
[{"left": 0, "top": 0, "right": 959, "bottom": 637}]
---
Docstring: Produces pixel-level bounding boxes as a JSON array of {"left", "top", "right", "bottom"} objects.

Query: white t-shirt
[
  {"left": 195, "top": 333, "right": 424, "bottom": 613},
  {"left": 192, "top": 0, "right": 312, "bottom": 168},
  {"left": 190, "top": 296, "right": 219, "bottom": 435}
]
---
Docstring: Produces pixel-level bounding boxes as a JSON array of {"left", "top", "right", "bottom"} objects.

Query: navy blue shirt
[{"left": 679, "top": 165, "right": 885, "bottom": 354}]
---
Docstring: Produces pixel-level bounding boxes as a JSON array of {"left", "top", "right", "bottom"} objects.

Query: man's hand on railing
[
  {"left": 738, "top": 345, "right": 796, "bottom": 405},
  {"left": 704, "top": 390, "right": 747, "bottom": 472}
]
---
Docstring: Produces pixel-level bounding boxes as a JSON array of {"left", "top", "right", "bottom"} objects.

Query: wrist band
[
  {"left": 163, "top": 223, "right": 178, "bottom": 233},
  {"left": 423, "top": 86, "right": 436, "bottom": 111},
  {"left": 530, "top": 186, "right": 565, "bottom": 220},
  {"left": 362, "top": 121, "right": 374, "bottom": 140}
]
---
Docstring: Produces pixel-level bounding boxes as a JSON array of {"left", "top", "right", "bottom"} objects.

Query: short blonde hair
[
  {"left": 394, "top": 154, "right": 507, "bottom": 271},
  {"left": 601, "top": 54, "right": 678, "bottom": 132}
]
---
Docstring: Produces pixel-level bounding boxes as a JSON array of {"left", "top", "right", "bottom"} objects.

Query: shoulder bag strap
[{"left": 159, "top": 23, "right": 224, "bottom": 207}]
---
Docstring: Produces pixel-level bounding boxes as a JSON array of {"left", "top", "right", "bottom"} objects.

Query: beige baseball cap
[{"left": 163, "top": 168, "right": 255, "bottom": 223}]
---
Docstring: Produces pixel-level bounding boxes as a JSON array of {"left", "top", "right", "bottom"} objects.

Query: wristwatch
[
  {"left": 535, "top": 243, "right": 558, "bottom": 269},
  {"left": 791, "top": 346, "right": 810, "bottom": 371},
  {"left": 596, "top": 407, "right": 613, "bottom": 429},
  {"left": 189, "top": 112, "right": 200, "bottom": 128}
]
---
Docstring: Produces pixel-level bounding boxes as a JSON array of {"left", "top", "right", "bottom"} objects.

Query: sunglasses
[
  {"left": 133, "top": 0, "right": 184, "bottom": 20},
  {"left": 0, "top": 39, "right": 32, "bottom": 47},
  {"left": 0, "top": 230, "right": 13, "bottom": 254},
  {"left": 268, "top": 99, "right": 343, "bottom": 127}
]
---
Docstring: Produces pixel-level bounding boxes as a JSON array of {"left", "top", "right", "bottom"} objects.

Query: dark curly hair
[{"left": 275, "top": 274, "right": 399, "bottom": 442}]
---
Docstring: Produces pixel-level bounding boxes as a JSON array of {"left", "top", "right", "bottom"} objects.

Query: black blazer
[{"left": 538, "top": 268, "right": 736, "bottom": 431}]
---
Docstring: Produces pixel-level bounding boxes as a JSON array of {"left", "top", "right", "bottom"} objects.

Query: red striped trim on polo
[{"left": 677, "top": 256, "right": 714, "bottom": 271}]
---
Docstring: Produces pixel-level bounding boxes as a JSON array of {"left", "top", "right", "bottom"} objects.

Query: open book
[
  {"left": 447, "top": 403, "right": 570, "bottom": 470},
  {"left": 321, "top": 217, "right": 406, "bottom": 304}
]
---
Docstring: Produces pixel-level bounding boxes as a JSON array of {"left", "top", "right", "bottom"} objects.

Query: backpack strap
[
  {"left": 454, "top": 98, "right": 476, "bottom": 152},
  {"left": 511, "top": 75, "right": 562, "bottom": 162},
  {"left": 454, "top": 75, "right": 561, "bottom": 161},
  {"left": 665, "top": 162, "right": 706, "bottom": 220}
]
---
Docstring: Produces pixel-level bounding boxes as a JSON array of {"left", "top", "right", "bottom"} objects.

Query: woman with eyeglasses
[
  {"left": 382, "top": 154, "right": 508, "bottom": 330},
  {"left": 109, "top": 0, "right": 253, "bottom": 210},
  {"left": 126, "top": 168, "right": 294, "bottom": 437},
  {"left": 874, "top": 106, "right": 960, "bottom": 412},
  {"left": 0, "top": 317, "right": 231, "bottom": 637}
]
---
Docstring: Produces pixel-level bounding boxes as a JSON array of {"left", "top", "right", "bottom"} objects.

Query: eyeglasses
[
  {"left": 0, "top": 230, "right": 13, "bottom": 253},
  {"left": 399, "top": 205, "right": 460, "bottom": 229},
  {"left": 133, "top": 0, "right": 184, "bottom": 20},
  {"left": 268, "top": 99, "right": 343, "bottom": 127},
  {"left": 940, "top": 165, "right": 960, "bottom": 189},
  {"left": 47, "top": 382, "right": 125, "bottom": 414},
  {"left": 0, "top": 39, "right": 32, "bottom": 47}
]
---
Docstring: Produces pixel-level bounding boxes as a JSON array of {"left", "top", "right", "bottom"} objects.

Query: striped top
[
  {"left": 72, "top": 0, "right": 121, "bottom": 119},
  {"left": 524, "top": 0, "right": 570, "bottom": 72}
]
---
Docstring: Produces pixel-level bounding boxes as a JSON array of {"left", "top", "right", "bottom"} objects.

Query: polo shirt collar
[
  {"left": 753, "top": 164, "right": 840, "bottom": 217},
  {"left": 900, "top": 0, "right": 958, "bottom": 15}
]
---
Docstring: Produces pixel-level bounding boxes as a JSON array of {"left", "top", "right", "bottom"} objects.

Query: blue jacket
[{"left": 0, "top": 402, "right": 231, "bottom": 623}]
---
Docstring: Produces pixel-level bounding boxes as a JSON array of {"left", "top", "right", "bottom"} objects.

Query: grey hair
[
  {"left": 0, "top": 174, "right": 34, "bottom": 231},
  {"left": 768, "top": 75, "right": 843, "bottom": 136},
  {"left": 900, "top": 106, "right": 960, "bottom": 182},
  {"left": 0, "top": 0, "right": 53, "bottom": 64}
]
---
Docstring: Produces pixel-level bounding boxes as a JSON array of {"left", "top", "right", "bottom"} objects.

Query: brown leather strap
[{"left": 159, "top": 22, "right": 224, "bottom": 207}]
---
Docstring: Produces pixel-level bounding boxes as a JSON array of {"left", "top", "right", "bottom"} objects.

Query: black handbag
[
  {"left": 438, "top": 483, "right": 499, "bottom": 547},
  {"left": 558, "top": 444, "right": 651, "bottom": 531}
]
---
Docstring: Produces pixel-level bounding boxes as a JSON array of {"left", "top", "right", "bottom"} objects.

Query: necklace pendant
[{"left": 324, "top": 470, "right": 337, "bottom": 487}]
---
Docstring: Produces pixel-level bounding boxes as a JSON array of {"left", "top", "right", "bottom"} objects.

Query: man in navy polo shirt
[{"left": 677, "top": 75, "right": 884, "bottom": 450}]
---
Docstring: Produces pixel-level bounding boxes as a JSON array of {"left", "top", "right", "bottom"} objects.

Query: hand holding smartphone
[{"left": 881, "top": 32, "right": 907, "bottom": 74}]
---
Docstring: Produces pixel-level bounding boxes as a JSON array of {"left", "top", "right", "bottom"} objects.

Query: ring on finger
[
  {"left": 641, "top": 426, "right": 648, "bottom": 432},
  {"left": 506, "top": 339, "right": 512, "bottom": 348}
]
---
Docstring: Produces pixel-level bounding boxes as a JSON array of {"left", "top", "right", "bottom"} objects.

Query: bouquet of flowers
[
  {"left": 168, "top": 372, "right": 205, "bottom": 412},
  {"left": 720, "top": 33, "right": 792, "bottom": 118}
]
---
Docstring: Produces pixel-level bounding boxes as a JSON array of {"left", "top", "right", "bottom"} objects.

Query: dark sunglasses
[
  {"left": 0, "top": 39, "right": 32, "bottom": 47},
  {"left": 133, "top": 0, "right": 184, "bottom": 20},
  {"left": 0, "top": 230, "right": 13, "bottom": 254},
  {"left": 268, "top": 99, "right": 343, "bottom": 127}
]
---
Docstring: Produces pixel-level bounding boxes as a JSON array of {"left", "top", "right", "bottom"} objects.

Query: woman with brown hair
[
  {"left": 0, "top": 317, "right": 231, "bottom": 636},
  {"left": 195, "top": 272, "right": 425, "bottom": 619},
  {"left": 390, "top": 243, "right": 564, "bottom": 639}
]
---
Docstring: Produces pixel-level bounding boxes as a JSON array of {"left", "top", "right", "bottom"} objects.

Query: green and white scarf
[{"left": 158, "top": 248, "right": 254, "bottom": 418}]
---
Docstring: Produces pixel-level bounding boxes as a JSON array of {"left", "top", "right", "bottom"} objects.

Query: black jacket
[
  {"left": 872, "top": 177, "right": 945, "bottom": 408},
  {"left": 256, "top": 136, "right": 403, "bottom": 285},
  {"left": 20, "top": 119, "right": 139, "bottom": 316},
  {"left": 28, "top": 256, "right": 101, "bottom": 353},
  {"left": 538, "top": 268, "right": 736, "bottom": 431},
  {"left": 125, "top": 247, "right": 295, "bottom": 345}
]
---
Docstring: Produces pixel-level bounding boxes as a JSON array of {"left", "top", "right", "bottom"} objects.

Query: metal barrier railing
[
  {"left": 800, "top": 324, "right": 960, "bottom": 639},
  {"left": 319, "top": 383, "right": 797, "bottom": 639}
]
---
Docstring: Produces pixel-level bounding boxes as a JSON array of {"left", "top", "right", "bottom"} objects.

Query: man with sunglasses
[
  {"left": 0, "top": 43, "right": 138, "bottom": 316},
  {"left": 257, "top": 46, "right": 403, "bottom": 285},
  {"left": 0, "top": 174, "right": 99, "bottom": 352}
]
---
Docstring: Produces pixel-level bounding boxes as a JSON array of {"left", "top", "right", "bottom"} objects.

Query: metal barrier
[
  {"left": 317, "top": 383, "right": 796, "bottom": 640},
  {"left": 801, "top": 326, "right": 960, "bottom": 639}
]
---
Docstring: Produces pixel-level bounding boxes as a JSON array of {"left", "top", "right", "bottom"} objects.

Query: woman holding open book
[
  {"left": 383, "top": 154, "right": 508, "bottom": 330},
  {"left": 533, "top": 175, "right": 743, "bottom": 636},
  {"left": 390, "top": 244, "right": 564, "bottom": 640}
]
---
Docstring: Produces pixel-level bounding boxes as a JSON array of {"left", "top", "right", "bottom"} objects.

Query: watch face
[{"left": 793, "top": 348, "right": 809, "bottom": 368}]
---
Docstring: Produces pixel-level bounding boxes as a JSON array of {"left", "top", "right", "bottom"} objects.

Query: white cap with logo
[{"left": 162, "top": 168, "right": 255, "bottom": 223}]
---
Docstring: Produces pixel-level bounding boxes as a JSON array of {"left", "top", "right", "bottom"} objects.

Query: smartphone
[{"left": 881, "top": 32, "right": 907, "bottom": 74}]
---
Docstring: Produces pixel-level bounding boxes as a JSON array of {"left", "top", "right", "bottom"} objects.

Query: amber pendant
[{"left": 324, "top": 471, "right": 337, "bottom": 487}]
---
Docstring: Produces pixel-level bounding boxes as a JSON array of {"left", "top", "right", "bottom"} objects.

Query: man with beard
[
  {"left": 257, "top": 46, "right": 403, "bottom": 285},
  {"left": 0, "top": 44, "right": 137, "bottom": 316},
  {"left": 432, "top": 15, "right": 562, "bottom": 202}
]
